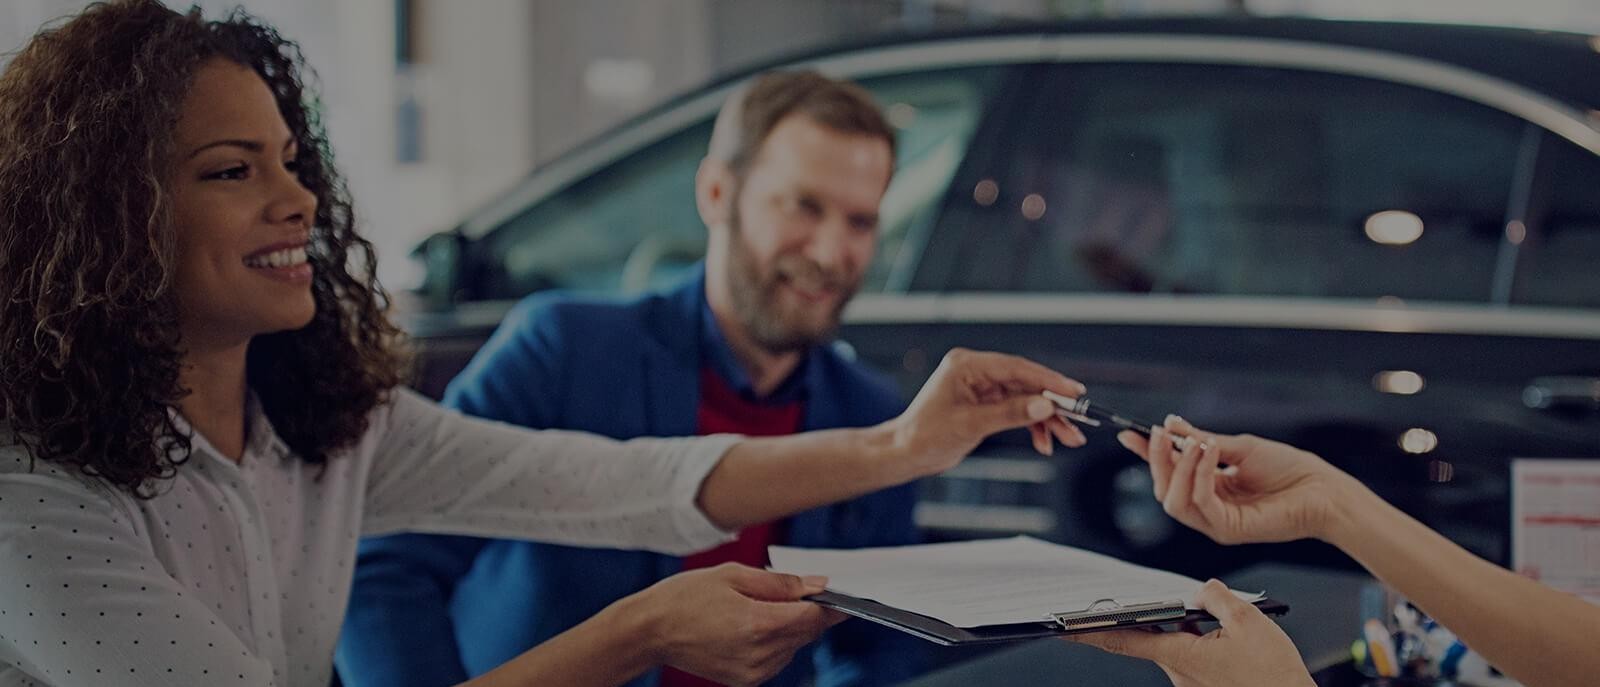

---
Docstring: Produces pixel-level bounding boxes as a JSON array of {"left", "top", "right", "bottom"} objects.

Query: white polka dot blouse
[{"left": 0, "top": 388, "right": 738, "bottom": 686}]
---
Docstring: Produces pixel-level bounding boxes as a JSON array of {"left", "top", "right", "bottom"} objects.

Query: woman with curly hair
[{"left": 0, "top": 2, "right": 1086, "bottom": 685}]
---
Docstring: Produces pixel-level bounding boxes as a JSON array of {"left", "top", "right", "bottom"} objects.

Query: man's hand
[
  {"left": 886, "top": 348, "right": 1087, "bottom": 477},
  {"left": 1070, "top": 579, "right": 1315, "bottom": 687},
  {"left": 629, "top": 564, "right": 844, "bottom": 687}
]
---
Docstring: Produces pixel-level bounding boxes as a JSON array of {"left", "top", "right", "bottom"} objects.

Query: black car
[{"left": 403, "top": 17, "right": 1600, "bottom": 577}]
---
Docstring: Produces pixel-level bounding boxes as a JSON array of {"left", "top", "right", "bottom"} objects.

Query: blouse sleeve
[
  {"left": 360, "top": 388, "right": 738, "bottom": 555},
  {"left": 0, "top": 464, "right": 277, "bottom": 686}
]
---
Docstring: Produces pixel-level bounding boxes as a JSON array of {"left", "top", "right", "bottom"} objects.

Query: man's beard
[{"left": 723, "top": 203, "right": 862, "bottom": 355}]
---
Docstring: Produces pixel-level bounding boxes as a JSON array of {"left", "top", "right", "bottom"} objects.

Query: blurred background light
[
  {"left": 1021, "top": 193, "right": 1047, "bottom": 221},
  {"left": 1374, "top": 370, "right": 1425, "bottom": 395},
  {"left": 1400, "top": 428, "right": 1439, "bottom": 454},
  {"left": 1365, "top": 210, "right": 1425, "bottom": 245},
  {"left": 973, "top": 179, "right": 999, "bottom": 207}
]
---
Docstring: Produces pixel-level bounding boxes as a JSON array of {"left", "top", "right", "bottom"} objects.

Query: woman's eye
[
  {"left": 284, "top": 159, "right": 302, "bottom": 174},
  {"left": 205, "top": 164, "right": 250, "bottom": 181}
]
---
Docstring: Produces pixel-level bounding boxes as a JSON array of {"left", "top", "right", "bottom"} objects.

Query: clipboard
[{"left": 811, "top": 590, "right": 1290, "bottom": 646}]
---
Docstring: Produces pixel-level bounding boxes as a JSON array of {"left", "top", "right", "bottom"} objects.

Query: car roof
[
  {"left": 665, "top": 16, "right": 1600, "bottom": 135},
  {"left": 758, "top": 18, "right": 1587, "bottom": 107},
  {"left": 448, "top": 16, "right": 1599, "bottom": 241}
]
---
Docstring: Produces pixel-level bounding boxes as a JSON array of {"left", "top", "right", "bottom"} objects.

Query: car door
[{"left": 840, "top": 46, "right": 1600, "bottom": 577}]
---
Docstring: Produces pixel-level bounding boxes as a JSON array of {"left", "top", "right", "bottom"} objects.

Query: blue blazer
[{"left": 337, "top": 267, "right": 925, "bottom": 687}]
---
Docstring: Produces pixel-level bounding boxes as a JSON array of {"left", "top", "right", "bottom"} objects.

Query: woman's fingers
[
  {"left": 1192, "top": 438, "right": 1229, "bottom": 530},
  {"left": 1162, "top": 433, "right": 1205, "bottom": 519},
  {"left": 1148, "top": 427, "right": 1175, "bottom": 500},
  {"left": 1117, "top": 429, "right": 1149, "bottom": 459}
]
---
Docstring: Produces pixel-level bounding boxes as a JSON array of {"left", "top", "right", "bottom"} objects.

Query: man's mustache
[{"left": 774, "top": 258, "right": 856, "bottom": 293}]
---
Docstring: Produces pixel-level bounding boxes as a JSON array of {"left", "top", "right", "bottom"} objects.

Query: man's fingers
[
  {"left": 946, "top": 349, "right": 1086, "bottom": 398},
  {"left": 1030, "top": 423, "right": 1053, "bottom": 456},
  {"left": 1048, "top": 416, "right": 1087, "bottom": 448},
  {"left": 1068, "top": 627, "right": 1193, "bottom": 662},
  {"left": 975, "top": 394, "right": 1057, "bottom": 438},
  {"left": 1194, "top": 579, "right": 1262, "bottom": 629}
]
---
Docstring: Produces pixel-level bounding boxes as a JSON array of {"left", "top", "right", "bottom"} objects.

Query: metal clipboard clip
[{"left": 1048, "top": 598, "right": 1187, "bottom": 631}]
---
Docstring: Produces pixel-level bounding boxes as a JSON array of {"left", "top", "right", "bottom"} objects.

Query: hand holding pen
[
  {"left": 1115, "top": 415, "right": 1356, "bottom": 546},
  {"left": 1041, "top": 390, "right": 1204, "bottom": 451}
]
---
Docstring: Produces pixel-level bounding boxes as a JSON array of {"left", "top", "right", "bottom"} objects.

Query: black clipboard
[{"left": 811, "top": 590, "right": 1290, "bottom": 646}]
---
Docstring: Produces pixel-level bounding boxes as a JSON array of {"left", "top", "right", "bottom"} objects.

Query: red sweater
[{"left": 659, "top": 367, "right": 804, "bottom": 687}]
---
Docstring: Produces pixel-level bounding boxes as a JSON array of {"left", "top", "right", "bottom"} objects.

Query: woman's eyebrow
[
  {"left": 187, "top": 135, "right": 295, "bottom": 159},
  {"left": 187, "top": 139, "right": 263, "bottom": 159}
]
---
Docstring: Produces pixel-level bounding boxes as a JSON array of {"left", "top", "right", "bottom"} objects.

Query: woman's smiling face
[{"left": 169, "top": 58, "right": 319, "bottom": 347}]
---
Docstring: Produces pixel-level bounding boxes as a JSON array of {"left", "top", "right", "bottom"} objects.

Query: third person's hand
[
  {"left": 1071, "top": 579, "right": 1315, "bottom": 687},
  {"left": 1119, "top": 415, "right": 1358, "bottom": 545}
]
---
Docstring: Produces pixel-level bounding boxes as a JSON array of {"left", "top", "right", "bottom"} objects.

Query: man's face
[{"left": 717, "top": 115, "right": 893, "bottom": 353}]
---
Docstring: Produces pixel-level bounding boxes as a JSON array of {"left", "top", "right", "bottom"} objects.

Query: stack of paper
[{"left": 770, "top": 536, "right": 1262, "bottom": 628}]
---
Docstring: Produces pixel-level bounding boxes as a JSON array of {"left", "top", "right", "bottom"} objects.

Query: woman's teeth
[{"left": 244, "top": 246, "right": 308, "bottom": 269}]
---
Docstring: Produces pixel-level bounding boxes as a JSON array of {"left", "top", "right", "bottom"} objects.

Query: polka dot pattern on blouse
[{"left": 0, "top": 388, "right": 737, "bottom": 686}]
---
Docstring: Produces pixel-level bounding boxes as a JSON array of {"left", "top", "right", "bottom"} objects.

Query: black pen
[{"left": 1042, "top": 390, "right": 1200, "bottom": 451}]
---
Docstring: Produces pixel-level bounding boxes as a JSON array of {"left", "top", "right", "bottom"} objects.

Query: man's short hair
[{"left": 707, "top": 70, "right": 897, "bottom": 179}]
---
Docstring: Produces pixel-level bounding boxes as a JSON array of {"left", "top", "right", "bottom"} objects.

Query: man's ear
[{"left": 696, "top": 158, "right": 734, "bottom": 231}]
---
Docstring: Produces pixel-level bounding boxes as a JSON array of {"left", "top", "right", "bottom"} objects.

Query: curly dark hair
[{"left": 0, "top": 0, "right": 409, "bottom": 496}]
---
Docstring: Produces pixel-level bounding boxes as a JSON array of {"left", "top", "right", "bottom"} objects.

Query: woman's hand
[
  {"left": 887, "top": 348, "right": 1088, "bottom": 476},
  {"left": 1119, "top": 415, "right": 1358, "bottom": 545},
  {"left": 626, "top": 564, "right": 844, "bottom": 687},
  {"left": 1071, "top": 580, "right": 1315, "bottom": 687}
]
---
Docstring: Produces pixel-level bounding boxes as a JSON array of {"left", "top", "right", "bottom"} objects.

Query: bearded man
[{"left": 339, "top": 71, "right": 927, "bottom": 687}]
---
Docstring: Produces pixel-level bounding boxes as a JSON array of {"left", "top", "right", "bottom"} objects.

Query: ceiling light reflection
[
  {"left": 1021, "top": 193, "right": 1047, "bottom": 221},
  {"left": 1374, "top": 370, "right": 1425, "bottom": 395},
  {"left": 1400, "top": 428, "right": 1438, "bottom": 454},
  {"left": 1366, "top": 210, "right": 1424, "bottom": 246},
  {"left": 1506, "top": 220, "right": 1527, "bottom": 245},
  {"left": 973, "top": 179, "right": 998, "bottom": 206}
]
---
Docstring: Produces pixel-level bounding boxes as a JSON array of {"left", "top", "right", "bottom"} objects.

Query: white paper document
[
  {"left": 1512, "top": 459, "right": 1600, "bottom": 605},
  {"left": 770, "top": 536, "right": 1262, "bottom": 628}
]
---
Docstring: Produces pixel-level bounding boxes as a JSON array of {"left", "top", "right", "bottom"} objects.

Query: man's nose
[{"left": 803, "top": 217, "right": 852, "bottom": 274}]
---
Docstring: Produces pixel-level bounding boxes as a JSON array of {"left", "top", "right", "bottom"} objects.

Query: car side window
[
  {"left": 857, "top": 67, "right": 1004, "bottom": 292},
  {"left": 473, "top": 121, "right": 714, "bottom": 299},
  {"left": 928, "top": 63, "right": 1527, "bottom": 303},
  {"left": 1515, "top": 135, "right": 1600, "bottom": 309},
  {"left": 469, "top": 67, "right": 1005, "bottom": 301}
]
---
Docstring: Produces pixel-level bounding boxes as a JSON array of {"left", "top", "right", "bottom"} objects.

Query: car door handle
[{"left": 1523, "top": 376, "right": 1600, "bottom": 411}]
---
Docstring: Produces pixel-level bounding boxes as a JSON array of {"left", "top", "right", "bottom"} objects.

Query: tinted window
[
  {"left": 468, "top": 66, "right": 1005, "bottom": 301},
  {"left": 472, "top": 122, "right": 712, "bottom": 299},
  {"left": 1516, "top": 135, "right": 1600, "bottom": 309},
  {"left": 928, "top": 63, "right": 1525, "bottom": 302}
]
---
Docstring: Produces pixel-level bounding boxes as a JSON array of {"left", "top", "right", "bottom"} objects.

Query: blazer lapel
[{"left": 640, "top": 268, "right": 707, "bottom": 437}]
